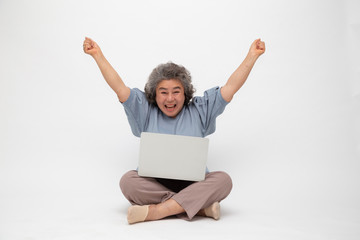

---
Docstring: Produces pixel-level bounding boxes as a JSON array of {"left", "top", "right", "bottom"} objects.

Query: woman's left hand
[{"left": 249, "top": 38, "right": 266, "bottom": 58}]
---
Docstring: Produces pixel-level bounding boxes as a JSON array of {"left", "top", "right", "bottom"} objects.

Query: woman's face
[{"left": 155, "top": 79, "right": 185, "bottom": 118}]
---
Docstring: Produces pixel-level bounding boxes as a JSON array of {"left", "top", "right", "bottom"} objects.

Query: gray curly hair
[{"left": 145, "top": 62, "right": 195, "bottom": 106}]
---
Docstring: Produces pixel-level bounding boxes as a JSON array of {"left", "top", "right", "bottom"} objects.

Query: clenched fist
[
  {"left": 249, "top": 38, "right": 265, "bottom": 58},
  {"left": 83, "top": 37, "right": 102, "bottom": 58}
]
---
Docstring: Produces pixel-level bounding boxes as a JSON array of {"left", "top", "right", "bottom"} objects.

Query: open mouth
[{"left": 165, "top": 104, "right": 176, "bottom": 112}]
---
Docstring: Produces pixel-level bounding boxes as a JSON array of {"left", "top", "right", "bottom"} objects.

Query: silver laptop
[{"left": 138, "top": 132, "right": 209, "bottom": 181}]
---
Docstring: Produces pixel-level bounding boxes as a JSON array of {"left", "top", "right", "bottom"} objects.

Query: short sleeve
[
  {"left": 192, "top": 86, "right": 229, "bottom": 136},
  {"left": 121, "top": 88, "right": 151, "bottom": 137}
]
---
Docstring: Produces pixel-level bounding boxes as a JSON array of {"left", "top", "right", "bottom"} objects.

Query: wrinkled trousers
[{"left": 119, "top": 170, "right": 232, "bottom": 220}]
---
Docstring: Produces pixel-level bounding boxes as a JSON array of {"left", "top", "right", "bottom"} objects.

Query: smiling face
[{"left": 155, "top": 79, "right": 186, "bottom": 118}]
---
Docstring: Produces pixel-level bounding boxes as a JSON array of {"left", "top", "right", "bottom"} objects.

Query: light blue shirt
[{"left": 122, "top": 86, "right": 228, "bottom": 138}]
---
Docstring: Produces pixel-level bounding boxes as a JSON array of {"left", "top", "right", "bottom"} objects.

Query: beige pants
[{"left": 119, "top": 170, "right": 232, "bottom": 220}]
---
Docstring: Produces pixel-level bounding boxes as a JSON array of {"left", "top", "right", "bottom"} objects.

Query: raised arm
[
  {"left": 83, "top": 37, "right": 130, "bottom": 103},
  {"left": 221, "top": 39, "right": 265, "bottom": 102}
]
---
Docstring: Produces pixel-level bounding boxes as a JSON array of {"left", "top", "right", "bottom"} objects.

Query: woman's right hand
[{"left": 83, "top": 37, "right": 102, "bottom": 58}]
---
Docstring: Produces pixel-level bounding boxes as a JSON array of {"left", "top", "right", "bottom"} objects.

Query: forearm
[
  {"left": 93, "top": 53, "right": 130, "bottom": 102},
  {"left": 221, "top": 54, "right": 258, "bottom": 102},
  {"left": 228, "top": 54, "right": 258, "bottom": 90},
  {"left": 220, "top": 39, "right": 265, "bottom": 102}
]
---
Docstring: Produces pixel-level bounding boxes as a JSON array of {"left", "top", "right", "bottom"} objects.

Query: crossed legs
[{"left": 120, "top": 170, "right": 232, "bottom": 224}]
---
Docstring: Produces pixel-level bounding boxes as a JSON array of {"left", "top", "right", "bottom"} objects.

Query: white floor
[{"left": 2, "top": 188, "right": 360, "bottom": 240}]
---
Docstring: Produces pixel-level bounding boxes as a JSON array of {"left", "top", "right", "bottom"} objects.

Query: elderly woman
[{"left": 83, "top": 37, "right": 265, "bottom": 224}]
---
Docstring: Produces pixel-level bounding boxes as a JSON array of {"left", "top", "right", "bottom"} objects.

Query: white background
[{"left": 1, "top": 0, "right": 359, "bottom": 239}]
